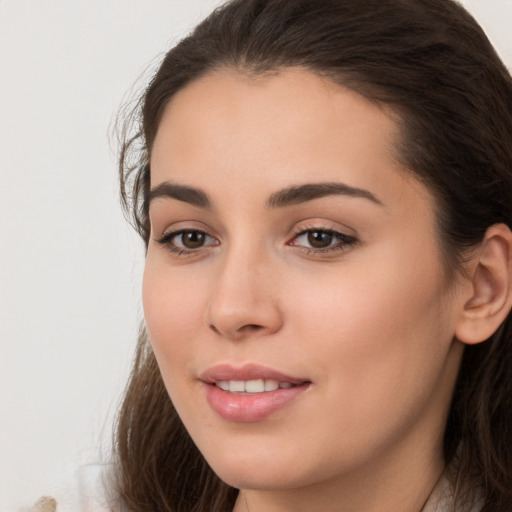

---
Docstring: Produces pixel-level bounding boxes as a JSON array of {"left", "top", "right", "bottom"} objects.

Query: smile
[
  {"left": 200, "top": 364, "right": 311, "bottom": 422},
  {"left": 215, "top": 379, "right": 295, "bottom": 393}
]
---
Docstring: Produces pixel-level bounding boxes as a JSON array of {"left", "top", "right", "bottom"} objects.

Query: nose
[{"left": 205, "top": 246, "right": 283, "bottom": 340}]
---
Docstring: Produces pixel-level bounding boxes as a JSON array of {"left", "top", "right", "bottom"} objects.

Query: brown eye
[
  {"left": 290, "top": 228, "right": 357, "bottom": 253},
  {"left": 156, "top": 229, "right": 218, "bottom": 254},
  {"left": 179, "top": 230, "right": 207, "bottom": 249},
  {"left": 307, "top": 230, "right": 334, "bottom": 248}
]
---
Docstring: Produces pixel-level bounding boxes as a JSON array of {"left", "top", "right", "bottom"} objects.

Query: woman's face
[{"left": 144, "top": 69, "right": 466, "bottom": 497}]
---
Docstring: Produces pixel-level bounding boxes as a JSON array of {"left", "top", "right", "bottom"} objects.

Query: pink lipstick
[{"left": 200, "top": 364, "right": 311, "bottom": 422}]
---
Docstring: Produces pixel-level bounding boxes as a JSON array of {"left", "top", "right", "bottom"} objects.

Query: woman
[{"left": 113, "top": 0, "right": 512, "bottom": 510}]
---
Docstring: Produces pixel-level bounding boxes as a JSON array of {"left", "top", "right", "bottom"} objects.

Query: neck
[{"left": 233, "top": 436, "right": 446, "bottom": 512}]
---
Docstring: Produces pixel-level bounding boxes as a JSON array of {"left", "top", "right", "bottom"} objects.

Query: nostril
[
  {"left": 209, "top": 324, "right": 221, "bottom": 335},
  {"left": 245, "top": 324, "right": 264, "bottom": 331},
  {"left": 209, "top": 322, "right": 265, "bottom": 338}
]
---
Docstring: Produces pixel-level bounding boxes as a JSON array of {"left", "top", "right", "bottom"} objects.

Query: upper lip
[{"left": 199, "top": 363, "right": 309, "bottom": 384}]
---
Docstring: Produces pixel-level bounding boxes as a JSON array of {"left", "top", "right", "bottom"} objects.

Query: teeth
[
  {"left": 215, "top": 379, "right": 295, "bottom": 393},
  {"left": 245, "top": 379, "right": 264, "bottom": 393},
  {"left": 217, "top": 381, "right": 230, "bottom": 391},
  {"left": 264, "top": 379, "right": 279, "bottom": 391},
  {"left": 230, "top": 381, "right": 245, "bottom": 392}
]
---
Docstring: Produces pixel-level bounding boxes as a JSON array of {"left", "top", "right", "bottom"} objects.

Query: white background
[{"left": 0, "top": 1, "right": 511, "bottom": 509}]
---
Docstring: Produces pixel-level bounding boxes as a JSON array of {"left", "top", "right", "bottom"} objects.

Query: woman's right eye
[{"left": 156, "top": 229, "right": 219, "bottom": 254}]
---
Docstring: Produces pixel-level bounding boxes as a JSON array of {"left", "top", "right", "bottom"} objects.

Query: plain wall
[{"left": 0, "top": 0, "right": 511, "bottom": 509}]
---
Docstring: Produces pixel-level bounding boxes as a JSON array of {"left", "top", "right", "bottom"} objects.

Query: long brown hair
[{"left": 114, "top": 1, "right": 512, "bottom": 510}]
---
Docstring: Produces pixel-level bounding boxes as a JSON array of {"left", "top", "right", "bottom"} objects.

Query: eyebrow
[
  {"left": 266, "top": 182, "right": 383, "bottom": 208},
  {"left": 148, "top": 181, "right": 383, "bottom": 209},
  {"left": 148, "top": 182, "right": 211, "bottom": 208}
]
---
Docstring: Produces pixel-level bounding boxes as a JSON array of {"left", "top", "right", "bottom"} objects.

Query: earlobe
[{"left": 455, "top": 223, "right": 512, "bottom": 345}]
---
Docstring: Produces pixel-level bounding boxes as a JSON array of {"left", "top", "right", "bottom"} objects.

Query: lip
[
  {"left": 200, "top": 363, "right": 311, "bottom": 422},
  {"left": 199, "top": 363, "right": 307, "bottom": 384}
]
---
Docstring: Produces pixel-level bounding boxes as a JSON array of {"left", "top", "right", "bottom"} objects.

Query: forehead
[
  {"left": 152, "top": 68, "right": 399, "bottom": 164},
  {"left": 150, "top": 68, "right": 431, "bottom": 215}
]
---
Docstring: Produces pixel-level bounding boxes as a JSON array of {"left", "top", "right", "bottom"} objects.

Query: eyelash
[
  {"left": 155, "top": 229, "right": 218, "bottom": 257},
  {"left": 288, "top": 226, "right": 358, "bottom": 255},
  {"left": 155, "top": 226, "right": 358, "bottom": 257}
]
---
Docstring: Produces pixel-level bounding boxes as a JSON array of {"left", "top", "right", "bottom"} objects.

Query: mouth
[
  {"left": 214, "top": 379, "right": 297, "bottom": 394},
  {"left": 200, "top": 364, "right": 311, "bottom": 422}
]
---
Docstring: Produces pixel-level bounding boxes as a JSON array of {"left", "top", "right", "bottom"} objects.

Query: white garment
[{"left": 421, "top": 469, "right": 483, "bottom": 512}]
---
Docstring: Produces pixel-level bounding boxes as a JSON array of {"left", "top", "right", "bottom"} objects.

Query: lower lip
[{"left": 204, "top": 383, "right": 309, "bottom": 422}]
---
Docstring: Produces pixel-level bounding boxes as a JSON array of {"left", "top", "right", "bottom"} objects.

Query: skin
[{"left": 144, "top": 69, "right": 471, "bottom": 512}]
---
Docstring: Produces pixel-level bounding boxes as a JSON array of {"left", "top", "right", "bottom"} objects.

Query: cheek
[
  {"left": 285, "top": 244, "right": 452, "bottom": 411},
  {"left": 289, "top": 244, "right": 444, "bottom": 340},
  {"left": 142, "top": 259, "right": 206, "bottom": 379}
]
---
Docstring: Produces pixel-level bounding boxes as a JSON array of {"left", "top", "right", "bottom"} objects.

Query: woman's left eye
[{"left": 289, "top": 229, "right": 357, "bottom": 253}]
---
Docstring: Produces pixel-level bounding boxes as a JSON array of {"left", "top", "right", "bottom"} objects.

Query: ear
[{"left": 455, "top": 223, "right": 512, "bottom": 345}]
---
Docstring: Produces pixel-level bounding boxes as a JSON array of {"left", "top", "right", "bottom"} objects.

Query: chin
[
  {"left": 213, "top": 463, "right": 308, "bottom": 491},
  {"left": 199, "top": 441, "right": 325, "bottom": 492}
]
